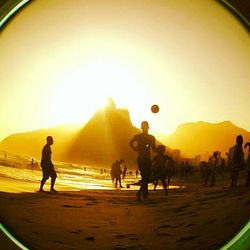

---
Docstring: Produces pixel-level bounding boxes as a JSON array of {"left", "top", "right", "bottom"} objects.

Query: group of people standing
[
  {"left": 228, "top": 135, "right": 250, "bottom": 187},
  {"left": 200, "top": 135, "right": 250, "bottom": 187}
]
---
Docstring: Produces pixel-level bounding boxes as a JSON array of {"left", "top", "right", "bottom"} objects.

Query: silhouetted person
[
  {"left": 228, "top": 135, "right": 244, "bottom": 187},
  {"left": 208, "top": 151, "right": 219, "bottom": 186},
  {"left": 129, "top": 121, "right": 157, "bottom": 200},
  {"left": 203, "top": 161, "right": 210, "bottom": 186},
  {"left": 199, "top": 161, "right": 207, "bottom": 179},
  {"left": 179, "top": 162, "right": 185, "bottom": 181},
  {"left": 244, "top": 142, "right": 250, "bottom": 186},
  {"left": 112, "top": 159, "right": 124, "bottom": 188},
  {"left": 220, "top": 158, "right": 226, "bottom": 175},
  {"left": 184, "top": 161, "right": 190, "bottom": 179},
  {"left": 152, "top": 145, "right": 169, "bottom": 194},
  {"left": 166, "top": 157, "right": 175, "bottom": 187},
  {"left": 39, "top": 136, "right": 57, "bottom": 193},
  {"left": 122, "top": 165, "right": 127, "bottom": 179}
]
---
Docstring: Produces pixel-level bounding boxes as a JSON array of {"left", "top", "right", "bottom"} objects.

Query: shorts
[{"left": 42, "top": 165, "right": 57, "bottom": 179}]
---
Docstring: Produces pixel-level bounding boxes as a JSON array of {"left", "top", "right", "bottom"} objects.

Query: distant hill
[
  {"left": 163, "top": 121, "right": 250, "bottom": 159},
  {"left": 0, "top": 124, "right": 82, "bottom": 161}
]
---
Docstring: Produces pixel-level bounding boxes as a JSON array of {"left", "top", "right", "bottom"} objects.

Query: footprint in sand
[
  {"left": 185, "top": 223, "right": 196, "bottom": 227},
  {"left": 157, "top": 232, "right": 172, "bottom": 237},
  {"left": 129, "top": 237, "right": 140, "bottom": 241},
  {"left": 24, "top": 218, "right": 33, "bottom": 224},
  {"left": 27, "top": 201, "right": 37, "bottom": 204},
  {"left": 206, "top": 219, "right": 216, "bottom": 224},
  {"left": 176, "top": 204, "right": 191, "bottom": 210},
  {"left": 114, "top": 244, "right": 126, "bottom": 249},
  {"left": 52, "top": 240, "right": 63, "bottom": 244},
  {"left": 85, "top": 236, "right": 95, "bottom": 241},
  {"left": 86, "top": 202, "right": 95, "bottom": 205},
  {"left": 159, "top": 224, "right": 171, "bottom": 228},
  {"left": 69, "top": 229, "right": 83, "bottom": 234},
  {"left": 115, "top": 234, "right": 126, "bottom": 239},
  {"left": 176, "top": 235, "right": 197, "bottom": 243},
  {"left": 62, "top": 205, "right": 82, "bottom": 208},
  {"left": 91, "top": 225, "right": 100, "bottom": 229},
  {"left": 127, "top": 234, "right": 140, "bottom": 240}
]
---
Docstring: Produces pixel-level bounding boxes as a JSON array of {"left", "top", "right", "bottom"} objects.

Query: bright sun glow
[{"left": 50, "top": 61, "right": 149, "bottom": 125}]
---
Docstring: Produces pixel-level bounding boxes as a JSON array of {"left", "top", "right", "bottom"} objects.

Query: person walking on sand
[
  {"left": 129, "top": 121, "right": 157, "bottom": 200},
  {"left": 228, "top": 135, "right": 244, "bottom": 187},
  {"left": 39, "top": 136, "right": 57, "bottom": 193},
  {"left": 244, "top": 142, "right": 250, "bottom": 186}
]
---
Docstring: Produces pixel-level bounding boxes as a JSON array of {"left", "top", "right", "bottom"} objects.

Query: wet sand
[{"left": 1, "top": 175, "right": 250, "bottom": 250}]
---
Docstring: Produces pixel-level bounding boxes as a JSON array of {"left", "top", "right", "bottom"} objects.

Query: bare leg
[
  {"left": 50, "top": 177, "right": 57, "bottom": 191},
  {"left": 39, "top": 178, "right": 47, "bottom": 191},
  {"left": 154, "top": 180, "right": 158, "bottom": 190},
  {"left": 161, "top": 178, "right": 168, "bottom": 195}
]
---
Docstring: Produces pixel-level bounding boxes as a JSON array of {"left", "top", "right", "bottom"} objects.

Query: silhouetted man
[
  {"left": 244, "top": 142, "right": 250, "bottom": 186},
  {"left": 129, "top": 121, "right": 157, "bottom": 200},
  {"left": 39, "top": 136, "right": 57, "bottom": 193},
  {"left": 228, "top": 135, "right": 244, "bottom": 187}
]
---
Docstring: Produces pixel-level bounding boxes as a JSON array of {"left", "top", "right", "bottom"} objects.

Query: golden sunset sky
[{"left": 0, "top": 0, "right": 249, "bottom": 141}]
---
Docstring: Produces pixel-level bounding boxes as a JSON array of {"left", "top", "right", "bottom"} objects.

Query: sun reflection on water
[{"left": 0, "top": 159, "right": 184, "bottom": 192}]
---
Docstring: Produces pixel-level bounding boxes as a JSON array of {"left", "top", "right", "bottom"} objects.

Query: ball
[{"left": 151, "top": 104, "right": 159, "bottom": 113}]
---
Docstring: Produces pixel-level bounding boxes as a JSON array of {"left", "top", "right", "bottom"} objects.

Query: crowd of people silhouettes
[{"left": 39, "top": 122, "right": 250, "bottom": 199}]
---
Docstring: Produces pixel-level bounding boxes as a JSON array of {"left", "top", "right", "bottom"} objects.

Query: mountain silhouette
[
  {"left": 163, "top": 121, "right": 250, "bottom": 159},
  {"left": 66, "top": 101, "right": 140, "bottom": 165},
  {"left": 0, "top": 124, "right": 82, "bottom": 161},
  {"left": 1, "top": 104, "right": 250, "bottom": 165},
  {"left": 0, "top": 100, "right": 142, "bottom": 166}
]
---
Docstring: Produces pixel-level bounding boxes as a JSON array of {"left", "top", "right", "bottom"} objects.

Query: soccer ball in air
[{"left": 151, "top": 104, "right": 159, "bottom": 113}]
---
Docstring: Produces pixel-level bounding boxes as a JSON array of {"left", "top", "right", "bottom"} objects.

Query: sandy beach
[{"left": 1, "top": 173, "right": 250, "bottom": 250}]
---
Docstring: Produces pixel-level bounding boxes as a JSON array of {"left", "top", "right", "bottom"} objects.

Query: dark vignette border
[{"left": 0, "top": 0, "right": 249, "bottom": 249}]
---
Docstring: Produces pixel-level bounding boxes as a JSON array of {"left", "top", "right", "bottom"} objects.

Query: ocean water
[{"left": 0, "top": 155, "right": 181, "bottom": 191}]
